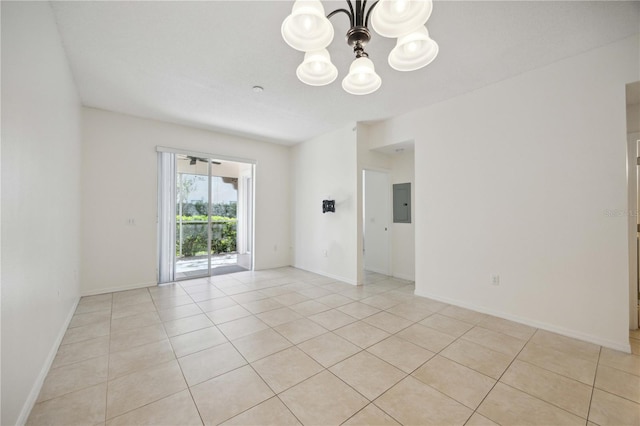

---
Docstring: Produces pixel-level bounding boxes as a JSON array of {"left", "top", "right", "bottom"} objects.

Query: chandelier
[{"left": 281, "top": 0, "right": 439, "bottom": 95}]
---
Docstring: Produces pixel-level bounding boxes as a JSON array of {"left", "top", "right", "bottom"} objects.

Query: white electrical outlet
[
  {"left": 491, "top": 274, "right": 500, "bottom": 286},
  {"left": 323, "top": 249, "right": 328, "bottom": 258}
]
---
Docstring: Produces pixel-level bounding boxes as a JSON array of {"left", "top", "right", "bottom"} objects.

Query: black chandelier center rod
[
  {"left": 325, "top": 0, "right": 379, "bottom": 55},
  {"left": 326, "top": 0, "right": 379, "bottom": 31}
]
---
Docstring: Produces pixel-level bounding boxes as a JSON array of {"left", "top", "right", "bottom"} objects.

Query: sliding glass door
[
  {"left": 158, "top": 149, "right": 254, "bottom": 283},
  {"left": 176, "top": 154, "right": 211, "bottom": 278}
]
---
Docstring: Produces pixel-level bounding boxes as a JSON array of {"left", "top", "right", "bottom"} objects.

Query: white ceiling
[{"left": 51, "top": 1, "right": 639, "bottom": 145}]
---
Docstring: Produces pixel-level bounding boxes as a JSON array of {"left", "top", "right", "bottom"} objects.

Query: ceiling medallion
[{"left": 282, "top": 0, "right": 439, "bottom": 95}]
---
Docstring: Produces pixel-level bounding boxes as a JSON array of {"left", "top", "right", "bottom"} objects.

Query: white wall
[
  {"left": 390, "top": 151, "right": 415, "bottom": 281},
  {"left": 81, "top": 108, "right": 291, "bottom": 295},
  {"left": 291, "top": 123, "right": 359, "bottom": 284},
  {"left": 369, "top": 36, "right": 639, "bottom": 351},
  {"left": 1, "top": 2, "right": 82, "bottom": 424},
  {"left": 628, "top": 103, "right": 640, "bottom": 134}
]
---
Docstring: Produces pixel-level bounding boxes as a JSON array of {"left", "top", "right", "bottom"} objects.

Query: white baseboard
[
  {"left": 364, "top": 266, "right": 390, "bottom": 276},
  {"left": 80, "top": 281, "right": 156, "bottom": 297},
  {"left": 16, "top": 297, "right": 80, "bottom": 425},
  {"left": 253, "top": 262, "right": 291, "bottom": 271},
  {"left": 414, "top": 289, "right": 632, "bottom": 353},
  {"left": 392, "top": 272, "right": 415, "bottom": 282},
  {"left": 292, "top": 265, "right": 357, "bottom": 286}
]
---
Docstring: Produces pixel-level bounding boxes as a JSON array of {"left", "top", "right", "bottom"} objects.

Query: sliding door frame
[{"left": 157, "top": 146, "right": 256, "bottom": 283}]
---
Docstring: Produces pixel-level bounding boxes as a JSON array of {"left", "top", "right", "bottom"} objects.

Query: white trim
[
  {"left": 292, "top": 265, "right": 358, "bottom": 286},
  {"left": 361, "top": 165, "right": 392, "bottom": 174},
  {"left": 252, "top": 263, "right": 291, "bottom": 272},
  {"left": 156, "top": 146, "right": 256, "bottom": 165},
  {"left": 392, "top": 272, "right": 415, "bottom": 281},
  {"left": 81, "top": 281, "right": 156, "bottom": 297},
  {"left": 158, "top": 148, "right": 256, "bottom": 278},
  {"left": 16, "top": 298, "right": 80, "bottom": 425},
  {"left": 158, "top": 152, "right": 176, "bottom": 284},
  {"left": 366, "top": 266, "right": 391, "bottom": 276},
  {"left": 415, "top": 289, "right": 632, "bottom": 353},
  {"left": 629, "top": 132, "right": 640, "bottom": 331}
]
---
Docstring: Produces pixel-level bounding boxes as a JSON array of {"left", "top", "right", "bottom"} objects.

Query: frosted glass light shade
[
  {"left": 281, "top": 0, "right": 334, "bottom": 52},
  {"left": 296, "top": 49, "right": 338, "bottom": 86},
  {"left": 342, "top": 57, "right": 382, "bottom": 95},
  {"left": 371, "top": 0, "right": 433, "bottom": 38},
  {"left": 388, "top": 26, "right": 438, "bottom": 71}
]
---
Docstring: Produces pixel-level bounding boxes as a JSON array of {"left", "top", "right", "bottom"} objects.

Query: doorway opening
[
  {"left": 363, "top": 169, "right": 391, "bottom": 278},
  {"left": 158, "top": 150, "right": 254, "bottom": 283}
]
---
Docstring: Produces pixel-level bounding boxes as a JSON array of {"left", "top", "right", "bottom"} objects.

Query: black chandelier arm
[
  {"left": 326, "top": 8, "right": 354, "bottom": 27},
  {"left": 326, "top": 0, "right": 378, "bottom": 30},
  {"left": 364, "top": 0, "right": 379, "bottom": 27},
  {"left": 345, "top": 0, "right": 355, "bottom": 23},
  {"left": 355, "top": 0, "right": 363, "bottom": 25}
]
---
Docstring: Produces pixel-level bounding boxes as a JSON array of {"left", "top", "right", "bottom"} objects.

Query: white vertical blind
[{"left": 157, "top": 152, "right": 176, "bottom": 283}]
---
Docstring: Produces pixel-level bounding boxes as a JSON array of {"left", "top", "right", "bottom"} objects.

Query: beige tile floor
[{"left": 27, "top": 268, "right": 640, "bottom": 426}]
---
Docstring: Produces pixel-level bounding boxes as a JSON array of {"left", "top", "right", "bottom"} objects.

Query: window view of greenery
[{"left": 176, "top": 174, "right": 238, "bottom": 258}]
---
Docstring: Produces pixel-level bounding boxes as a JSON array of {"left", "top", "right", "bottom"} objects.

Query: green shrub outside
[
  {"left": 177, "top": 202, "right": 237, "bottom": 218},
  {"left": 177, "top": 216, "right": 237, "bottom": 257}
]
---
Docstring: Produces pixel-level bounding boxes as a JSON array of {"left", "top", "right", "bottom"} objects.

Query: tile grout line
[
  {"left": 306, "top": 296, "right": 463, "bottom": 424},
  {"left": 377, "top": 322, "right": 489, "bottom": 422},
  {"left": 461, "top": 324, "right": 538, "bottom": 425},
  {"left": 203, "top": 276, "right": 411, "bottom": 423},
  {"left": 207, "top": 293, "right": 290, "bottom": 424},
  {"left": 470, "top": 326, "right": 610, "bottom": 424},
  {"left": 172, "top": 278, "right": 207, "bottom": 426},
  {"left": 104, "top": 292, "right": 114, "bottom": 424},
  {"left": 349, "top": 298, "right": 480, "bottom": 424},
  {"left": 202, "top": 278, "right": 408, "bottom": 421},
  {"left": 585, "top": 346, "right": 603, "bottom": 426},
  {"left": 207, "top": 272, "right": 343, "bottom": 423},
  {"left": 106, "top": 286, "right": 196, "bottom": 424},
  {"left": 438, "top": 320, "right": 606, "bottom": 400},
  {"left": 329, "top": 348, "right": 409, "bottom": 425},
  {"left": 38, "top": 269, "right": 634, "bottom": 426},
  {"left": 512, "top": 355, "right": 596, "bottom": 387},
  {"left": 274, "top": 394, "right": 306, "bottom": 426}
]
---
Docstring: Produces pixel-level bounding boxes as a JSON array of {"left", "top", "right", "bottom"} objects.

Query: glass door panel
[
  {"left": 209, "top": 175, "right": 237, "bottom": 271},
  {"left": 175, "top": 155, "right": 211, "bottom": 279}
]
